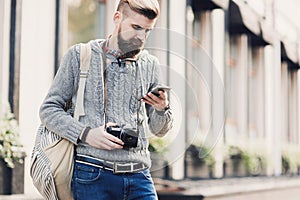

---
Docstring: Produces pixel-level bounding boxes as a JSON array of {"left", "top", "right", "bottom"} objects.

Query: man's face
[{"left": 116, "top": 10, "right": 157, "bottom": 58}]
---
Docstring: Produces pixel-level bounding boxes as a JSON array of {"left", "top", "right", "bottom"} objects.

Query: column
[
  {"left": 273, "top": 38, "right": 282, "bottom": 176},
  {"left": 264, "top": 45, "right": 276, "bottom": 175},
  {"left": 105, "top": 0, "right": 119, "bottom": 37},
  {"left": 166, "top": 0, "right": 186, "bottom": 180},
  {"left": 211, "top": 8, "right": 226, "bottom": 178},
  {"left": 19, "top": 0, "right": 56, "bottom": 195}
]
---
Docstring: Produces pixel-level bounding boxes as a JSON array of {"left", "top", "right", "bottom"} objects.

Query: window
[
  {"left": 225, "top": 35, "right": 240, "bottom": 141},
  {"left": 8, "top": 0, "right": 22, "bottom": 120},
  {"left": 281, "top": 62, "right": 289, "bottom": 143},
  {"left": 68, "top": 0, "right": 106, "bottom": 46},
  {"left": 288, "top": 69, "right": 298, "bottom": 144},
  {"left": 280, "top": 63, "right": 299, "bottom": 144},
  {"left": 186, "top": 10, "right": 213, "bottom": 146},
  {"left": 248, "top": 46, "right": 265, "bottom": 139},
  {"left": 185, "top": 7, "right": 214, "bottom": 178}
]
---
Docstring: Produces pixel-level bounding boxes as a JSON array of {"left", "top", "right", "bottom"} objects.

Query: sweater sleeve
[
  {"left": 39, "top": 45, "right": 85, "bottom": 144},
  {"left": 146, "top": 58, "right": 174, "bottom": 137}
]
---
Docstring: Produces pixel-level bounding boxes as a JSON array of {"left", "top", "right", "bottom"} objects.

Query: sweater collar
[{"left": 90, "top": 39, "right": 148, "bottom": 61}]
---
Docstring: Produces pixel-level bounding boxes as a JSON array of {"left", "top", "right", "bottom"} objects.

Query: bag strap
[{"left": 74, "top": 42, "right": 91, "bottom": 120}]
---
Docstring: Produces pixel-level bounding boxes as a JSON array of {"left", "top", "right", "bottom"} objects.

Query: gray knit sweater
[{"left": 39, "top": 40, "right": 173, "bottom": 167}]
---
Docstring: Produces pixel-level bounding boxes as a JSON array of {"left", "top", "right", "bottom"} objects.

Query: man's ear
[{"left": 113, "top": 11, "right": 122, "bottom": 25}]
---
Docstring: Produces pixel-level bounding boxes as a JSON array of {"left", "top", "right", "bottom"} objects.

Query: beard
[{"left": 117, "top": 28, "right": 144, "bottom": 58}]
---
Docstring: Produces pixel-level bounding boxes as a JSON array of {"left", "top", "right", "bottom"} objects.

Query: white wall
[
  {"left": 0, "top": 0, "right": 11, "bottom": 110},
  {"left": 19, "top": 0, "right": 56, "bottom": 196},
  {"left": 276, "top": 0, "right": 300, "bottom": 29}
]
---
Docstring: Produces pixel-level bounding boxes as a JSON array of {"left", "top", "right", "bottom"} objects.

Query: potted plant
[
  {"left": 224, "top": 146, "right": 246, "bottom": 177},
  {"left": 185, "top": 144, "right": 215, "bottom": 179},
  {"left": 224, "top": 146, "right": 265, "bottom": 177},
  {"left": 0, "top": 103, "right": 25, "bottom": 194},
  {"left": 148, "top": 137, "right": 169, "bottom": 178},
  {"left": 241, "top": 151, "right": 265, "bottom": 176}
]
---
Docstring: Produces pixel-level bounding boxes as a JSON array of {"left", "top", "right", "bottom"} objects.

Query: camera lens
[
  {"left": 126, "top": 135, "right": 134, "bottom": 142},
  {"left": 121, "top": 128, "right": 138, "bottom": 148}
]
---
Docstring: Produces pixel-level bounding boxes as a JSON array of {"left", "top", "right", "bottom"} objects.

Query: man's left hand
[{"left": 141, "top": 91, "right": 169, "bottom": 111}]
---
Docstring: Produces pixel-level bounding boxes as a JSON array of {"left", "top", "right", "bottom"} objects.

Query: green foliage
[
  {"left": 281, "top": 148, "right": 300, "bottom": 174},
  {"left": 281, "top": 154, "right": 290, "bottom": 174},
  {"left": 228, "top": 146, "right": 243, "bottom": 159},
  {"left": 187, "top": 144, "right": 215, "bottom": 168},
  {"left": 228, "top": 145, "right": 265, "bottom": 175},
  {"left": 148, "top": 137, "right": 169, "bottom": 155},
  {"left": 241, "top": 151, "right": 264, "bottom": 175},
  {"left": 0, "top": 105, "right": 24, "bottom": 168}
]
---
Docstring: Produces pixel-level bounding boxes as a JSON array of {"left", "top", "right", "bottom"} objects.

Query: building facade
[{"left": 1, "top": 0, "right": 300, "bottom": 196}]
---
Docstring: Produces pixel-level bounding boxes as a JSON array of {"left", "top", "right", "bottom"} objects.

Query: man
[{"left": 39, "top": 0, "right": 173, "bottom": 199}]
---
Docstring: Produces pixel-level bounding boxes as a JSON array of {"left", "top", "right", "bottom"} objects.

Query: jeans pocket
[
  {"left": 75, "top": 162, "right": 103, "bottom": 184},
  {"left": 139, "top": 169, "right": 152, "bottom": 180}
]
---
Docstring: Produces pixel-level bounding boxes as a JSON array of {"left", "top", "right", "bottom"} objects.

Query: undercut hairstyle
[{"left": 117, "top": 0, "right": 160, "bottom": 20}]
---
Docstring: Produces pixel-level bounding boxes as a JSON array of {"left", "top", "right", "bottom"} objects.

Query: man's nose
[{"left": 136, "top": 30, "right": 147, "bottom": 41}]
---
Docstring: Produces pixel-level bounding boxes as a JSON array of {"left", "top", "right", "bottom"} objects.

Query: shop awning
[
  {"left": 190, "top": 0, "right": 229, "bottom": 12},
  {"left": 298, "top": 49, "right": 300, "bottom": 68},
  {"left": 251, "top": 21, "right": 276, "bottom": 46},
  {"left": 281, "top": 40, "right": 298, "bottom": 68},
  {"left": 260, "top": 21, "right": 276, "bottom": 45},
  {"left": 229, "top": 0, "right": 261, "bottom": 36}
]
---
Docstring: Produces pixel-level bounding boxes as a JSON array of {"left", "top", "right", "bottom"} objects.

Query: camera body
[{"left": 106, "top": 125, "right": 138, "bottom": 149}]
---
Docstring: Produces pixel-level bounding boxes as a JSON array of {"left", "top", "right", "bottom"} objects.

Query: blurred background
[{"left": 1, "top": 0, "right": 300, "bottom": 199}]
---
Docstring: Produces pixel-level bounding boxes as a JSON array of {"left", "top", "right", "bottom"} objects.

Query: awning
[
  {"left": 281, "top": 40, "right": 298, "bottom": 68},
  {"left": 189, "top": 0, "right": 229, "bottom": 12},
  {"left": 298, "top": 48, "right": 300, "bottom": 68},
  {"left": 260, "top": 21, "right": 276, "bottom": 45},
  {"left": 229, "top": 0, "right": 261, "bottom": 36},
  {"left": 251, "top": 21, "right": 276, "bottom": 46}
]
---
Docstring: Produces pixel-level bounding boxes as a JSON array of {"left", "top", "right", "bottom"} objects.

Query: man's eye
[{"left": 132, "top": 25, "right": 143, "bottom": 30}]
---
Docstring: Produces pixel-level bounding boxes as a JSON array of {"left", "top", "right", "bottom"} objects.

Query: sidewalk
[
  {"left": 0, "top": 194, "right": 42, "bottom": 200},
  {"left": 154, "top": 175, "right": 300, "bottom": 199},
  {"left": 1, "top": 176, "right": 300, "bottom": 200}
]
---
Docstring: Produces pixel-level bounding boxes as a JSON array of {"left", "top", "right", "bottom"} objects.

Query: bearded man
[{"left": 39, "top": 0, "right": 173, "bottom": 199}]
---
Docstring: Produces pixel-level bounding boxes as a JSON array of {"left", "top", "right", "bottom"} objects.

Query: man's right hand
[{"left": 85, "top": 125, "right": 124, "bottom": 150}]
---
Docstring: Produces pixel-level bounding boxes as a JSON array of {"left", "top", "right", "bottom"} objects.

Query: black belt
[{"left": 75, "top": 154, "right": 147, "bottom": 174}]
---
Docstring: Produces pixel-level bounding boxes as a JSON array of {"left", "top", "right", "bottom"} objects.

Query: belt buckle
[{"left": 113, "top": 163, "right": 134, "bottom": 174}]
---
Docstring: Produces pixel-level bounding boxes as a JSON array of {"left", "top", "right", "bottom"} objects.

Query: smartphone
[
  {"left": 139, "top": 85, "right": 171, "bottom": 101},
  {"left": 150, "top": 85, "right": 171, "bottom": 97}
]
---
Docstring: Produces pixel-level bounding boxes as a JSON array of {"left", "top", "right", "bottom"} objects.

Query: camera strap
[
  {"left": 134, "top": 61, "right": 151, "bottom": 149},
  {"left": 99, "top": 40, "right": 148, "bottom": 150},
  {"left": 99, "top": 40, "right": 107, "bottom": 126}
]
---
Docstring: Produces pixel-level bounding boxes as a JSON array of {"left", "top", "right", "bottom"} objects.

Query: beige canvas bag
[{"left": 30, "top": 42, "right": 91, "bottom": 200}]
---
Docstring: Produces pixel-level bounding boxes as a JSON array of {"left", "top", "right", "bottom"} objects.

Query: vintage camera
[{"left": 106, "top": 125, "right": 138, "bottom": 149}]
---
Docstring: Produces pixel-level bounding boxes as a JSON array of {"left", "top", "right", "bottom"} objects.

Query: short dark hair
[{"left": 117, "top": 0, "right": 160, "bottom": 20}]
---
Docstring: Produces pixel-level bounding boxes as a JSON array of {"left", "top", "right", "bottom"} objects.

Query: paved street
[
  {"left": 206, "top": 186, "right": 300, "bottom": 200},
  {"left": 1, "top": 176, "right": 300, "bottom": 200},
  {"left": 155, "top": 176, "right": 300, "bottom": 200},
  {"left": 0, "top": 195, "right": 42, "bottom": 200}
]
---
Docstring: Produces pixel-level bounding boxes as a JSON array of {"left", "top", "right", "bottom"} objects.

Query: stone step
[{"left": 0, "top": 195, "right": 42, "bottom": 200}]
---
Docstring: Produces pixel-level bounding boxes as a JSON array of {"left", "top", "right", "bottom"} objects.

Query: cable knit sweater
[{"left": 39, "top": 39, "right": 173, "bottom": 167}]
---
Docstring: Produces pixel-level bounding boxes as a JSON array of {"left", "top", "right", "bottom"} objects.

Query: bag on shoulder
[{"left": 30, "top": 42, "right": 92, "bottom": 200}]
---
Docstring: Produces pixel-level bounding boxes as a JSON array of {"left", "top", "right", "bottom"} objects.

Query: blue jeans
[{"left": 72, "top": 161, "right": 158, "bottom": 200}]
